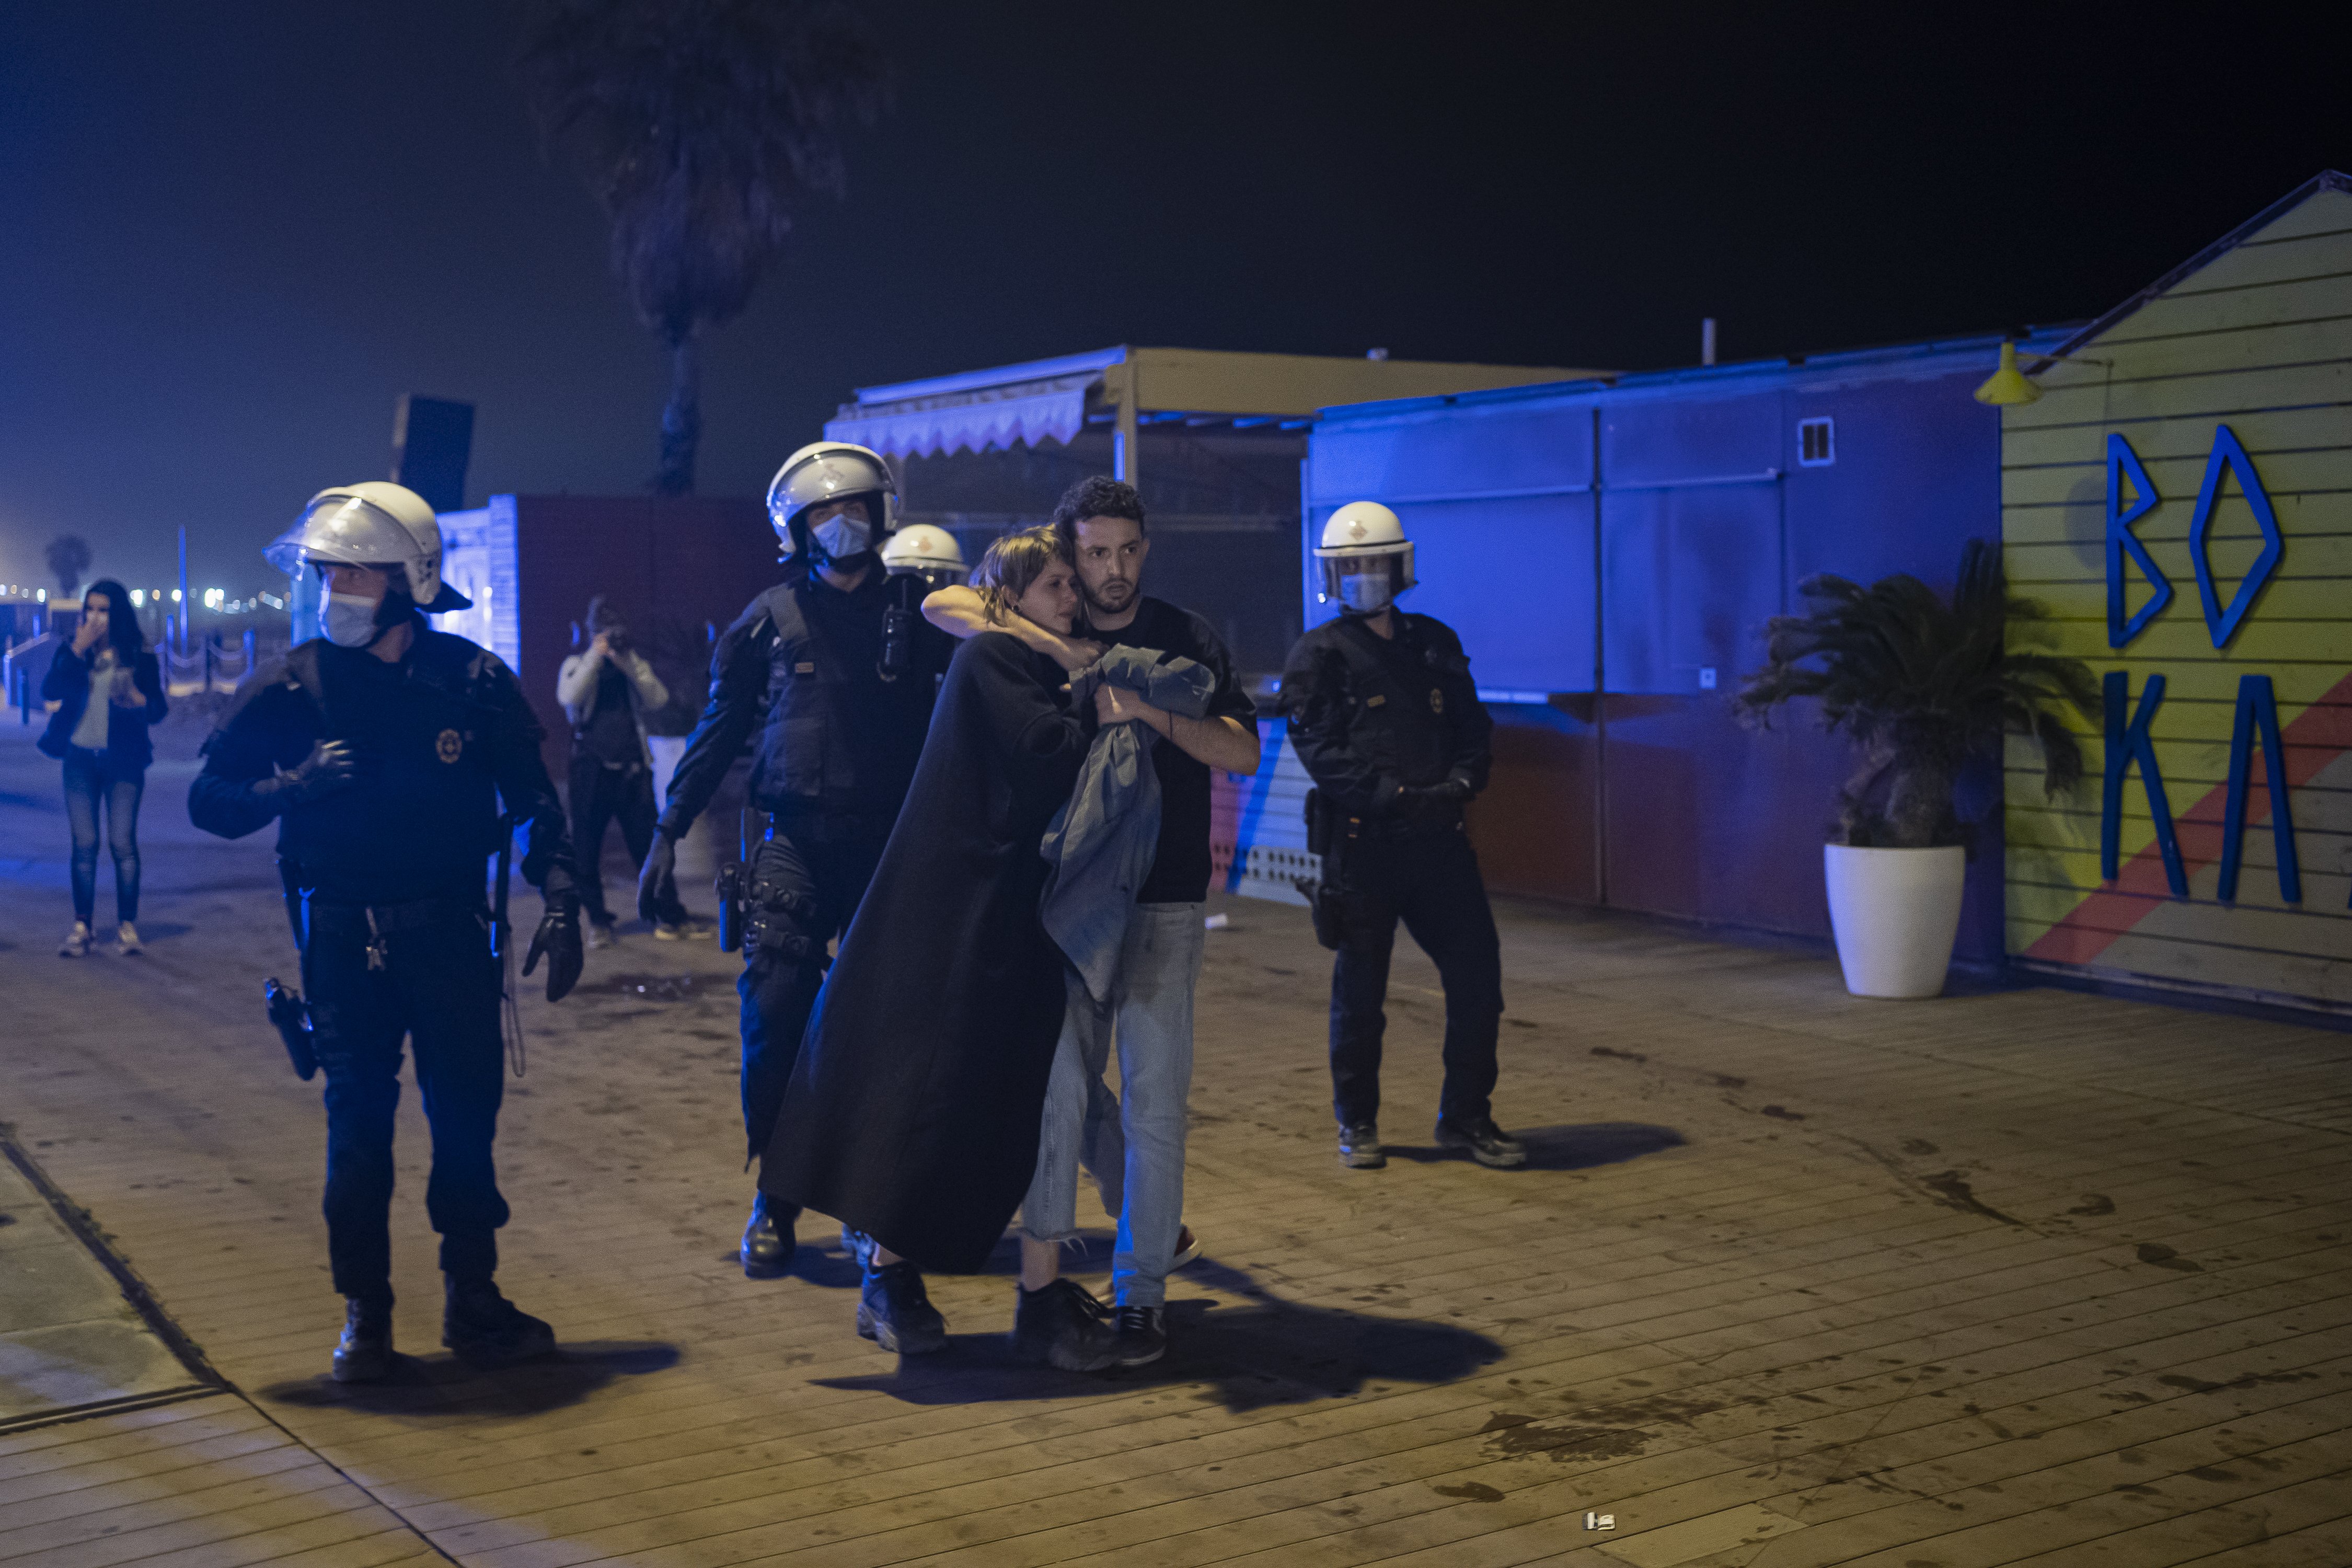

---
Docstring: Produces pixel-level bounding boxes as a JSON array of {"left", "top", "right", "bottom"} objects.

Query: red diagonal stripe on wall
[{"left": 2022, "top": 668, "right": 2352, "bottom": 966}]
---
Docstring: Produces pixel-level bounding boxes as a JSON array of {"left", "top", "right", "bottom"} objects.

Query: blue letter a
[
  {"left": 2102, "top": 671, "right": 2186, "bottom": 896},
  {"left": 2218, "top": 674, "right": 2300, "bottom": 904},
  {"left": 2107, "top": 433, "right": 2170, "bottom": 648}
]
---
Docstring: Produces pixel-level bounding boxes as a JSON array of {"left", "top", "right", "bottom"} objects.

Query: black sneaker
[
  {"left": 331, "top": 1297, "right": 394, "bottom": 1383},
  {"left": 1112, "top": 1304, "right": 1167, "bottom": 1367},
  {"left": 857, "top": 1260, "right": 948, "bottom": 1355},
  {"left": 1434, "top": 1115, "right": 1528, "bottom": 1168},
  {"left": 740, "top": 1193, "right": 796, "bottom": 1279},
  {"left": 1339, "top": 1122, "right": 1386, "bottom": 1169},
  {"left": 1009, "top": 1278, "right": 1120, "bottom": 1371},
  {"left": 442, "top": 1278, "right": 557, "bottom": 1368}
]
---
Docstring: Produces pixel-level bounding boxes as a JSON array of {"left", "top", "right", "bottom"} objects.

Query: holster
[
  {"left": 267, "top": 855, "right": 318, "bottom": 1079},
  {"left": 264, "top": 977, "right": 317, "bottom": 1081},
  {"left": 715, "top": 862, "right": 745, "bottom": 952},
  {"left": 1304, "top": 788, "right": 1354, "bottom": 952}
]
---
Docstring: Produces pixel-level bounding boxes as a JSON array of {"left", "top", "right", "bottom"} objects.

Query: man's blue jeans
[{"left": 1021, "top": 901, "right": 1203, "bottom": 1307}]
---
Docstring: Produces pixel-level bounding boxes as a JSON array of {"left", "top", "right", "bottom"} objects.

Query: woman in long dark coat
[{"left": 759, "top": 527, "right": 1091, "bottom": 1351}]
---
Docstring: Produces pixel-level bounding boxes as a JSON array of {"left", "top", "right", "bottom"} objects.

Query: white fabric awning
[{"left": 825, "top": 371, "right": 1100, "bottom": 458}]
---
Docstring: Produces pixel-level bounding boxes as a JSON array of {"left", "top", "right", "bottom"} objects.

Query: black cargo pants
[
  {"left": 303, "top": 898, "right": 508, "bottom": 1305},
  {"left": 1327, "top": 823, "right": 1504, "bottom": 1129},
  {"left": 736, "top": 817, "right": 890, "bottom": 1177}
]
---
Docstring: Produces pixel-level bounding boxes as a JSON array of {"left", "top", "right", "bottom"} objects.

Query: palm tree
[
  {"left": 519, "top": 0, "right": 891, "bottom": 496},
  {"left": 44, "top": 535, "right": 91, "bottom": 599},
  {"left": 1734, "top": 539, "right": 2098, "bottom": 848}
]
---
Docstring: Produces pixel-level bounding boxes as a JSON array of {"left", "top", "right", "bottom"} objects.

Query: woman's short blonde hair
[{"left": 968, "top": 525, "right": 1064, "bottom": 621}]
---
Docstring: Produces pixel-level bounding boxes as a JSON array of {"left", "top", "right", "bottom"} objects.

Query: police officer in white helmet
[
  {"left": 878, "top": 524, "right": 967, "bottom": 683},
  {"left": 636, "top": 440, "right": 956, "bottom": 1347},
  {"left": 1279, "top": 502, "right": 1524, "bottom": 1174},
  {"left": 190, "top": 482, "right": 584, "bottom": 1382}
]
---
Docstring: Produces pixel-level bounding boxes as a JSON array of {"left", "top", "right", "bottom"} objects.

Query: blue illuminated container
[{"left": 1282, "top": 330, "right": 2074, "bottom": 956}]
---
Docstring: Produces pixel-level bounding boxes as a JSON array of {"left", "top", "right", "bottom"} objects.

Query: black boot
[
  {"left": 331, "top": 1297, "right": 394, "bottom": 1383},
  {"left": 442, "top": 1277, "right": 557, "bottom": 1368},
  {"left": 857, "top": 1259, "right": 948, "bottom": 1354},
  {"left": 741, "top": 1194, "right": 797, "bottom": 1279}
]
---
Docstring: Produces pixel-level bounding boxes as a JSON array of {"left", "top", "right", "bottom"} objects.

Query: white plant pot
[{"left": 1823, "top": 844, "right": 1967, "bottom": 999}]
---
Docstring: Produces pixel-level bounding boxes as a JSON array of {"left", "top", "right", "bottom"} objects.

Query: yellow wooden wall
[{"left": 2003, "top": 183, "right": 2352, "bottom": 1007}]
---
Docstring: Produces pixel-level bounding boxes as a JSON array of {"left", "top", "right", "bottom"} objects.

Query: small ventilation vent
[{"left": 1798, "top": 417, "right": 1835, "bottom": 467}]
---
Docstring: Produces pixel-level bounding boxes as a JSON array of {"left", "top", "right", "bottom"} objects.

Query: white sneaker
[
  {"left": 585, "top": 921, "right": 616, "bottom": 951},
  {"left": 115, "top": 923, "right": 144, "bottom": 956},
  {"left": 653, "top": 921, "right": 683, "bottom": 942},
  {"left": 60, "top": 922, "right": 92, "bottom": 958}
]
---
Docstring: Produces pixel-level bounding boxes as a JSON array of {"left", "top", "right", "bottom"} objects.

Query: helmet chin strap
[{"left": 367, "top": 590, "right": 418, "bottom": 644}]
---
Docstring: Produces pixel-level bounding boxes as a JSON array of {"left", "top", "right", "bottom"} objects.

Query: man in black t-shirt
[{"left": 924, "top": 478, "right": 1258, "bottom": 1368}]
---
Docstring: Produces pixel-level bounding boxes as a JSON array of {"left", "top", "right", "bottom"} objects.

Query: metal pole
[
  {"left": 177, "top": 526, "right": 189, "bottom": 654},
  {"left": 1701, "top": 318, "right": 1717, "bottom": 367},
  {"left": 1592, "top": 405, "right": 1608, "bottom": 908},
  {"left": 1113, "top": 360, "right": 1141, "bottom": 490}
]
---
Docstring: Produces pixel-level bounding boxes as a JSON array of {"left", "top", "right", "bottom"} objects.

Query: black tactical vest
[
  {"left": 744, "top": 577, "right": 934, "bottom": 811},
  {"left": 1318, "top": 616, "right": 1464, "bottom": 789}
]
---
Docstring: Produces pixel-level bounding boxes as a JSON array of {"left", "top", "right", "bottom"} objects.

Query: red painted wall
[{"left": 509, "top": 494, "right": 779, "bottom": 778}]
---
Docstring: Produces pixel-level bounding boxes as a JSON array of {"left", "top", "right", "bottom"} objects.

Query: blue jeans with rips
[
  {"left": 1020, "top": 901, "right": 1203, "bottom": 1307},
  {"left": 62, "top": 747, "right": 143, "bottom": 925}
]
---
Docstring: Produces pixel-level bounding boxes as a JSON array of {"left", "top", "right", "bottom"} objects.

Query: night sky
[{"left": 2, "top": 2, "right": 2344, "bottom": 593}]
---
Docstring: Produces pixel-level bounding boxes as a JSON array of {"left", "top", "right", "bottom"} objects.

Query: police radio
[{"left": 878, "top": 603, "right": 914, "bottom": 681}]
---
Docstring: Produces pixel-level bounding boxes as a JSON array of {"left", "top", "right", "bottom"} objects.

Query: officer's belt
[
  {"left": 1346, "top": 808, "right": 1464, "bottom": 843},
  {"left": 303, "top": 893, "right": 483, "bottom": 933}
]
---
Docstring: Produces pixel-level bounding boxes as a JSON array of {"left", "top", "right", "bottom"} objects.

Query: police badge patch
[{"left": 436, "top": 728, "right": 463, "bottom": 764}]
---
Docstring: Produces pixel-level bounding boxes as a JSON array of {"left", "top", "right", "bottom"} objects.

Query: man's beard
[{"left": 1081, "top": 575, "right": 1136, "bottom": 617}]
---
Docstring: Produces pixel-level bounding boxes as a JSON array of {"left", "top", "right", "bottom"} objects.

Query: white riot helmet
[
  {"left": 766, "top": 441, "right": 900, "bottom": 564},
  {"left": 1313, "top": 501, "right": 1415, "bottom": 614},
  {"left": 879, "top": 523, "right": 968, "bottom": 587},
  {"left": 263, "top": 481, "right": 470, "bottom": 614}
]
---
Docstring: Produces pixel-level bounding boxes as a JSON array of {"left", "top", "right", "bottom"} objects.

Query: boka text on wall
[{"left": 2004, "top": 171, "right": 2352, "bottom": 1010}]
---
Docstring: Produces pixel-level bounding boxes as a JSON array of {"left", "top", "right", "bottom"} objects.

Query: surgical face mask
[
  {"left": 324, "top": 592, "right": 385, "bottom": 648},
  {"left": 809, "top": 512, "right": 872, "bottom": 561},
  {"left": 1338, "top": 571, "right": 1395, "bottom": 613}
]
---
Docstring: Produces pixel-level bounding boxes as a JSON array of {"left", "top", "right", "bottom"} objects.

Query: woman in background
[{"left": 41, "top": 579, "right": 168, "bottom": 956}]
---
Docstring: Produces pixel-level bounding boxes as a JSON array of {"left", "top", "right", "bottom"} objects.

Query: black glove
[
  {"left": 252, "top": 739, "right": 358, "bottom": 814},
  {"left": 1395, "top": 776, "right": 1474, "bottom": 808},
  {"left": 523, "top": 892, "right": 584, "bottom": 1002},
  {"left": 637, "top": 831, "right": 679, "bottom": 924}
]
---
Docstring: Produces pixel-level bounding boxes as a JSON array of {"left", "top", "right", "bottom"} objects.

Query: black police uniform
[
  {"left": 659, "top": 563, "right": 951, "bottom": 1171},
  {"left": 189, "top": 620, "right": 577, "bottom": 1305},
  {"left": 1279, "top": 611, "right": 1502, "bottom": 1129}
]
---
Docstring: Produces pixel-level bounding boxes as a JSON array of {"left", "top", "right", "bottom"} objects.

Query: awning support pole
[{"left": 1113, "top": 363, "right": 1141, "bottom": 490}]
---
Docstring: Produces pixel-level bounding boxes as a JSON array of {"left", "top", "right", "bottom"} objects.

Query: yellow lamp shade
[{"left": 1974, "top": 340, "right": 2042, "bottom": 406}]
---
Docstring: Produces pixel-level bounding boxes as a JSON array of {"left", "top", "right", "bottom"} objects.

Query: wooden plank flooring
[{"left": 3, "top": 727, "right": 2349, "bottom": 1565}]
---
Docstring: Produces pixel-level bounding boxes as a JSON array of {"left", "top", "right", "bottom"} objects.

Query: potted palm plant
[{"left": 1735, "top": 540, "right": 2097, "bottom": 998}]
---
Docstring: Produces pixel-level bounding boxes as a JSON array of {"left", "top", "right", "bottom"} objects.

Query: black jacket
[
  {"left": 188, "top": 622, "right": 575, "bottom": 905},
  {"left": 39, "top": 644, "right": 167, "bottom": 768},
  {"left": 759, "top": 633, "right": 1090, "bottom": 1272},
  {"left": 1279, "top": 612, "right": 1493, "bottom": 818},
  {"left": 660, "top": 566, "right": 950, "bottom": 836}
]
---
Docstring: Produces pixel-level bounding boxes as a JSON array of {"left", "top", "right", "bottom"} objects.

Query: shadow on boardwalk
[
  {"left": 1383, "top": 1120, "right": 1685, "bottom": 1170},
  {"left": 259, "top": 1339, "right": 681, "bottom": 1418}
]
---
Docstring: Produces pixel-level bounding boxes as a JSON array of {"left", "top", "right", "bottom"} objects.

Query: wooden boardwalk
[{"left": 4, "top": 736, "right": 2350, "bottom": 1565}]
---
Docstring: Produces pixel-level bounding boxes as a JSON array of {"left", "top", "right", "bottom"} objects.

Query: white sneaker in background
[
  {"left": 653, "top": 921, "right": 684, "bottom": 942},
  {"left": 59, "top": 922, "right": 91, "bottom": 958},
  {"left": 585, "top": 921, "right": 616, "bottom": 951},
  {"left": 115, "top": 923, "right": 144, "bottom": 956}
]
